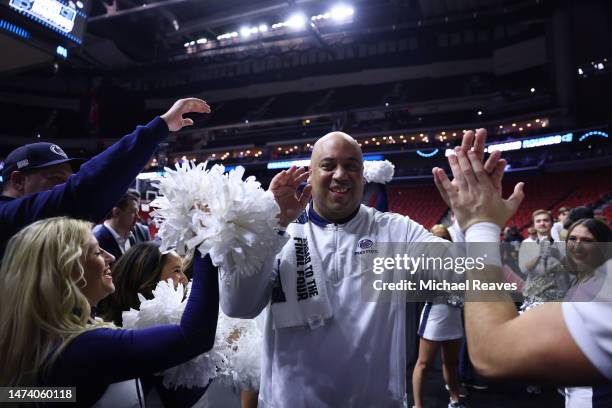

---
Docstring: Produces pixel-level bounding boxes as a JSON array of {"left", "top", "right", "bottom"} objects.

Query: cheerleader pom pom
[
  {"left": 363, "top": 160, "right": 395, "bottom": 184},
  {"left": 150, "top": 161, "right": 281, "bottom": 277},
  {"left": 217, "top": 314, "right": 263, "bottom": 390},
  {"left": 122, "top": 279, "right": 186, "bottom": 328},
  {"left": 122, "top": 279, "right": 226, "bottom": 389},
  {"left": 160, "top": 346, "right": 226, "bottom": 389}
]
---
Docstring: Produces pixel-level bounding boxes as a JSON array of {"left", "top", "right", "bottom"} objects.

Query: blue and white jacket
[{"left": 220, "top": 203, "right": 452, "bottom": 407}]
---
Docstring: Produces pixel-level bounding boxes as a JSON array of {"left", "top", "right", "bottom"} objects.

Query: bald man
[{"left": 219, "top": 130, "right": 520, "bottom": 408}]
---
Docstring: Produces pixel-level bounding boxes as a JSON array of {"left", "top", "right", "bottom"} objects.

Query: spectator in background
[
  {"left": 503, "top": 226, "right": 524, "bottom": 252},
  {"left": 521, "top": 210, "right": 553, "bottom": 246},
  {"left": 518, "top": 209, "right": 570, "bottom": 304},
  {"left": 551, "top": 206, "right": 571, "bottom": 242},
  {"left": 133, "top": 218, "right": 152, "bottom": 244},
  {"left": 93, "top": 191, "right": 140, "bottom": 260},
  {"left": 564, "top": 206, "right": 595, "bottom": 231},
  {"left": 0, "top": 98, "right": 211, "bottom": 258},
  {"left": 524, "top": 227, "right": 537, "bottom": 243},
  {"left": 126, "top": 189, "right": 152, "bottom": 244},
  {"left": 505, "top": 226, "right": 523, "bottom": 243},
  {"left": 517, "top": 209, "right": 568, "bottom": 396}
]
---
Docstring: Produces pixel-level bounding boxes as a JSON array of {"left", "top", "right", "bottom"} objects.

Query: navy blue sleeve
[
  {"left": 0, "top": 117, "right": 168, "bottom": 246},
  {"left": 46, "top": 254, "right": 219, "bottom": 387},
  {"left": 374, "top": 184, "right": 388, "bottom": 212}
]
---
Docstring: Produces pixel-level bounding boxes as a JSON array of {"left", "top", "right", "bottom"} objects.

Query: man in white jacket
[{"left": 219, "top": 129, "right": 523, "bottom": 407}]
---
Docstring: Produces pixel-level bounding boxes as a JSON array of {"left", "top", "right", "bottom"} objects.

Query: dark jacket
[
  {"left": 0, "top": 117, "right": 168, "bottom": 258},
  {"left": 132, "top": 222, "right": 151, "bottom": 244},
  {"left": 93, "top": 224, "right": 124, "bottom": 261}
]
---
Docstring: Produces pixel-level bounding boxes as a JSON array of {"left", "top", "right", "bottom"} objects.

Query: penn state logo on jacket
[{"left": 355, "top": 238, "right": 378, "bottom": 255}]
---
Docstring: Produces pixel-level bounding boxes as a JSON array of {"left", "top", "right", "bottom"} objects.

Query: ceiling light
[
  {"left": 285, "top": 13, "right": 306, "bottom": 29},
  {"left": 330, "top": 5, "right": 354, "bottom": 21}
]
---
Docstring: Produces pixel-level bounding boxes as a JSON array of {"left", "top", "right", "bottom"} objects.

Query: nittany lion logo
[
  {"left": 358, "top": 239, "right": 374, "bottom": 249},
  {"left": 50, "top": 144, "right": 68, "bottom": 158}
]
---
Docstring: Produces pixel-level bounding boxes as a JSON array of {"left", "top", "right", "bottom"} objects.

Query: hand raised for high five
[
  {"left": 160, "top": 98, "right": 211, "bottom": 132},
  {"left": 432, "top": 128, "right": 524, "bottom": 231},
  {"left": 433, "top": 129, "right": 505, "bottom": 207},
  {"left": 268, "top": 166, "right": 312, "bottom": 227}
]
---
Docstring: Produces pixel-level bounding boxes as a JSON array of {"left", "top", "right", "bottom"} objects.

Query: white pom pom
[
  {"left": 160, "top": 343, "right": 226, "bottom": 389},
  {"left": 150, "top": 161, "right": 281, "bottom": 278},
  {"left": 216, "top": 313, "right": 263, "bottom": 390},
  {"left": 363, "top": 160, "right": 395, "bottom": 184},
  {"left": 122, "top": 279, "right": 226, "bottom": 389}
]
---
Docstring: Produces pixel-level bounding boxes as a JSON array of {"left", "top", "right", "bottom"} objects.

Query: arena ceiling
[{"left": 79, "top": 0, "right": 536, "bottom": 69}]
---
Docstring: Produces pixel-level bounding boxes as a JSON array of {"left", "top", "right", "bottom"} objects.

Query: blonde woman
[{"left": 0, "top": 217, "right": 219, "bottom": 407}]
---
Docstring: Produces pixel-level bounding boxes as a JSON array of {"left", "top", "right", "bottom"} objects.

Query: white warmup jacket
[{"left": 220, "top": 204, "right": 455, "bottom": 407}]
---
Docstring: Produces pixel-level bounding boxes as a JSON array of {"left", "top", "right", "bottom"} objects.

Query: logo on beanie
[{"left": 50, "top": 144, "right": 68, "bottom": 158}]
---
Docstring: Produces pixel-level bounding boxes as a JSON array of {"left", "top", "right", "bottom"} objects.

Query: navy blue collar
[{"left": 308, "top": 204, "right": 360, "bottom": 227}]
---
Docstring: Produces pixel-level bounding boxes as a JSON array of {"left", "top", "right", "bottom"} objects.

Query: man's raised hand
[
  {"left": 268, "top": 166, "right": 311, "bottom": 227},
  {"left": 161, "top": 98, "right": 211, "bottom": 132}
]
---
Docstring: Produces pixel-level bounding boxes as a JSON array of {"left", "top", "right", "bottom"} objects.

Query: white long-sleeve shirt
[{"left": 219, "top": 204, "right": 455, "bottom": 407}]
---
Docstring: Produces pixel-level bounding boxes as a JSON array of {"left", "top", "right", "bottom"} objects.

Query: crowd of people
[{"left": 0, "top": 99, "right": 610, "bottom": 408}]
